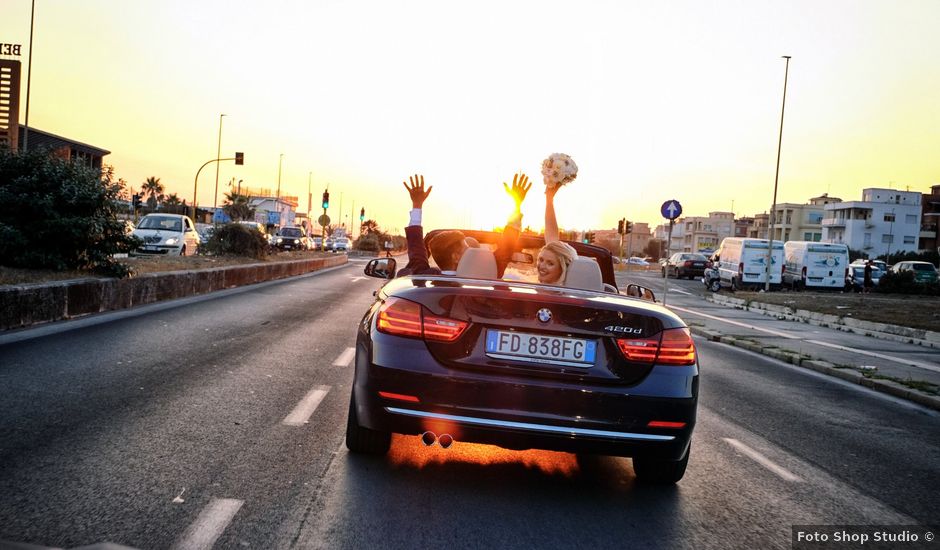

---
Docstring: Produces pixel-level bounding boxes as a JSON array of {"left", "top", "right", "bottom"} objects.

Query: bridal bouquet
[{"left": 541, "top": 153, "right": 578, "bottom": 189}]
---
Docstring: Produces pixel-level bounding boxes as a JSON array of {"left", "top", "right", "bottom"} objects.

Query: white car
[
  {"left": 131, "top": 214, "right": 200, "bottom": 256},
  {"left": 332, "top": 237, "right": 350, "bottom": 252},
  {"left": 627, "top": 256, "right": 650, "bottom": 267}
]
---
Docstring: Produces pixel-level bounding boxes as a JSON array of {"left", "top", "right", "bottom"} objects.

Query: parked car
[
  {"left": 324, "top": 237, "right": 335, "bottom": 251},
  {"left": 890, "top": 261, "right": 939, "bottom": 283},
  {"left": 850, "top": 259, "right": 887, "bottom": 272},
  {"left": 662, "top": 253, "right": 709, "bottom": 279},
  {"left": 347, "top": 230, "right": 698, "bottom": 484},
  {"left": 333, "top": 237, "right": 350, "bottom": 252},
  {"left": 131, "top": 213, "right": 200, "bottom": 256},
  {"left": 273, "top": 226, "right": 310, "bottom": 251},
  {"left": 845, "top": 265, "right": 882, "bottom": 292}
]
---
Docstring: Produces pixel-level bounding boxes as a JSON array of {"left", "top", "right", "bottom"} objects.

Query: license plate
[{"left": 484, "top": 330, "right": 596, "bottom": 367}]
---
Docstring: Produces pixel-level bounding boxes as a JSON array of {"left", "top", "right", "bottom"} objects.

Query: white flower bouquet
[{"left": 541, "top": 153, "right": 578, "bottom": 189}]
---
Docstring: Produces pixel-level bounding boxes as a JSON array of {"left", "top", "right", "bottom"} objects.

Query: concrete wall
[{"left": 0, "top": 255, "right": 347, "bottom": 331}]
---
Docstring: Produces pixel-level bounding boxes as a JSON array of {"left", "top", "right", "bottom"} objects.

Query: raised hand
[
  {"left": 503, "top": 173, "right": 532, "bottom": 212},
  {"left": 403, "top": 174, "right": 432, "bottom": 209}
]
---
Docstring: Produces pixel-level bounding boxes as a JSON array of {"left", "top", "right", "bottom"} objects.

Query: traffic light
[
  {"left": 132, "top": 194, "right": 141, "bottom": 209},
  {"left": 322, "top": 191, "right": 330, "bottom": 209},
  {"left": 234, "top": 152, "right": 244, "bottom": 165},
  {"left": 617, "top": 219, "right": 624, "bottom": 235},
  {"left": 625, "top": 221, "right": 633, "bottom": 235},
  {"left": 360, "top": 207, "right": 365, "bottom": 222}
]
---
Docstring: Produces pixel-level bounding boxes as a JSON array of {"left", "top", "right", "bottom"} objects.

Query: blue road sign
[
  {"left": 212, "top": 209, "right": 231, "bottom": 223},
  {"left": 661, "top": 200, "right": 682, "bottom": 220}
]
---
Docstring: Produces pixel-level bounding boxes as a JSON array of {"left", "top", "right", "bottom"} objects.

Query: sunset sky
[{"left": 2, "top": 0, "right": 938, "bottom": 234}]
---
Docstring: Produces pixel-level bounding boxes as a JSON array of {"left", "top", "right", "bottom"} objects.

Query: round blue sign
[{"left": 661, "top": 200, "right": 682, "bottom": 220}]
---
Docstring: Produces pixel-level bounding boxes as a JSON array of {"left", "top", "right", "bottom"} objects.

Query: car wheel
[
  {"left": 345, "top": 391, "right": 391, "bottom": 455},
  {"left": 709, "top": 279, "right": 721, "bottom": 292},
  {"left": 633, "top": 445, "right": 690, "bottom": 485}
]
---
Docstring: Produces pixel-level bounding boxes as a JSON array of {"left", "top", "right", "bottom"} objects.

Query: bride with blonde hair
[{"left": 537, "top": 154, "right": 579, "bottom": 285}]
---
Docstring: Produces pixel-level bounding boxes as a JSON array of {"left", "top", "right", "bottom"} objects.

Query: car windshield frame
[{"left": 137, "top": 216, "right": 183, "bottom": 232}]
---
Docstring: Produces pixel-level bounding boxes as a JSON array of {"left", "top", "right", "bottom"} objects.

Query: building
[
  {"left": 769, "top": 193, "right": 842, "bottom": 243},
  {"left": 249, "top": 197, "right": 297, "bottom": 228},
  {"left": 920, "top": 184, "right": 940, "bottom": 252},
  {"left": 748, "top": 213, "right": 769, "bottom": 239},
  {"left": 654, "top": 221, "right": 686, "bottom": 256},
  {"left": 681, "top": 211, "right": 734, "bottom": 254},
  {"left": 822, "top": 188, "right": 922, "bottom": 257},
  {"left": 16, "top": 125, "right": 110, "bottom": 169},
  {"left": 1, "top": 59, "right": 21, "bottom": 150}
]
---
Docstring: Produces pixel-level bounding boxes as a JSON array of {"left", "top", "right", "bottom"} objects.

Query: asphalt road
[{"left": 1, "top": 260, "right": 938, "bottom": 549}]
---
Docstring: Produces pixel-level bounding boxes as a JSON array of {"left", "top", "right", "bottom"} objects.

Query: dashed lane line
[
  {"left": 171, "top": 497, "right": 243, "bottom": 550},
  {"left": 332, "top": 347, "right": 355, "bottom": 367},
  {"left": 723, "top": 438, "right": 803, "bottom": 483},
  {"left": 282, "top": 385, "right": 332, "bottom": 426}
]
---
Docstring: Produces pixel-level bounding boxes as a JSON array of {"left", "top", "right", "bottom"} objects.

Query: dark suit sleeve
[
  {"left": 495, "top": 223, "right": 520, "bottom": 279},
  {"left": 397, "top": 225, "right": 434, "bottom": 277}
]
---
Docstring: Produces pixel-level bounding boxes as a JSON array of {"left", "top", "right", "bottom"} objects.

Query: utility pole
[
  {"left": 213, "top": 114, "right": 226, "bottom": 208},
  {"left": 765, "top": 55, "right": 791, "bottom": 291}
]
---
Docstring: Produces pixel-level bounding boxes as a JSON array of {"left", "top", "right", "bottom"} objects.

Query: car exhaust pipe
[
  {"left": 438, "top": 434, "right": 454, "bottom": 449},
  {"left": 421, "top": 431, "right": 437, "bottom": 447}
]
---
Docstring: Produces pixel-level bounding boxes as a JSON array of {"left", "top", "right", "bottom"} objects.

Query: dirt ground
[
  {"left": 0, "top": 250, "right": 341, "bottom": 286},
  {"left": 731, "top": 290, "right": 940, "bottom": 332}
]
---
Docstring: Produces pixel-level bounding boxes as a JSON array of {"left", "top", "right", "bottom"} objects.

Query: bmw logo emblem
[{"left": 537, "top": 308, "right": 553, "bottom": 323}]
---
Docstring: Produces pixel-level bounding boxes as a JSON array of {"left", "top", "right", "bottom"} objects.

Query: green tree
[
  {"left": 163, "top": 193, "right": 183, "bottom": 206},
  {"left": 142, "top": 176, "right": 164, "bottom": 209},
  {"left": 0, "top": 148, "right": 139, "bottom": 277},
  {"left": 222, "top": 191, "right": 254, "bottom": 222}
]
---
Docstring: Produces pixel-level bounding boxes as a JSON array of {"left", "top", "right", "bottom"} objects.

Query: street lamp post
[
  {"left": 213, "top": 114, "right": 226, "bottom": 208},
  {"left": 23, "top": 0, "right": 36, "bottom": 151},
  {"left": 276, "top": 154, "right": 283, "bottom": 200},
  {"left": 765, "top": 55, "right": 791, "bottom": 292}
]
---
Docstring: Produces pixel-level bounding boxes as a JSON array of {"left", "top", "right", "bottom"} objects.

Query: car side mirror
[
  {"left": 365, "top": 258, "right": 396, "bottom": 279},
  {"left": 625, "top": 283, "right": 656, "bottom": 302}
]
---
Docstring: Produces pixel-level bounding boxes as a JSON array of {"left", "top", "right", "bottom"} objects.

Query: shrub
[
  {"left": 202, "top": 223, "right": 269, "bottom": 259},
  {"left": 0, "top": 148, "right": 138, "bottom": 277},
  {"left": 877, "top": 270, "right": 940, "bottom": 296},
  {"left": 356, "top": 233, "right": 380, "bottom": 251}
]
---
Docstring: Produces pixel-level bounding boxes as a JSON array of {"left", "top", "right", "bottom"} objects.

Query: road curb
[
  {"left": 689, "top": 325, "right": 940, "bottom": 412},
  {"left": 0, "top": 255, "right": 348, "bottom": 331},
  {"left": 706, "top": 294, "right": 940, "bottom": 349}
]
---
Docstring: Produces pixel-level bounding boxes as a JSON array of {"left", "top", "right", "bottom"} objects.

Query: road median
[{"left": 0, "top": 255, "right": 347, "bottom": 331}]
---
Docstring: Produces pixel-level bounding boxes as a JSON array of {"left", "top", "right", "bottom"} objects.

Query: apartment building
[
  {"left": 822, "top": 188, "right": 922, "bottom": 257},
  {"left": 769, "top": 193, "right": 842, "bottom": 243},
  {"left": 681, "top": 212, "right": 734, "bottom": 254}
]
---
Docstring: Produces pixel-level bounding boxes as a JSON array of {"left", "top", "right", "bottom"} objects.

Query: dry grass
[
  {"left": 733, "top": 290, "right": 940, "bottom": 332},
  {"left": 0, "top": 250, "right": 340, "bottom": 286}
]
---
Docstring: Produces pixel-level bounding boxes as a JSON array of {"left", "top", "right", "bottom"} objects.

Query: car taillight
[
  {"left": 616, "top": 327, "right": 696, "bottom": 366},
  {"left": 377, "top": 297, "right": 423, "bottom": 338},
  {"left": 377, "top": 297, "right": 468, "bottom": 342}
]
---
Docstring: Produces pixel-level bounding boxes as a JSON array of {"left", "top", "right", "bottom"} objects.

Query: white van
[
  {"left": 712, "top": 238, "right": 785, "bottom": 290},
  {"left": 783, "top": 241, "right": 849, "bottom": 290}
]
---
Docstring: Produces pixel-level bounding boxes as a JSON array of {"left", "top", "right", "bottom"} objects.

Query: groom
[{"left": 397, "top": 173, "right": 531, "bottom": 277}]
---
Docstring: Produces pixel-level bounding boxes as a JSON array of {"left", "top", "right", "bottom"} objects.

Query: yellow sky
[{"left": 2, "top": 0, "right": 938, "bottom": 234}]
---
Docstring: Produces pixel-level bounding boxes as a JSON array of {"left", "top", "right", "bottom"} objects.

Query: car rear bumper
[{"left": 353, "top": 341, "right": 697, "bottom": 460}]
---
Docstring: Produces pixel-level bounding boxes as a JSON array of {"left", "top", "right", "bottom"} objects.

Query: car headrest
[
  {"left": 565, "top": 257, "right": 604, "bottom": 292},
  {"left": 456, "top": 247, "right": 497, "bottom": 279}
]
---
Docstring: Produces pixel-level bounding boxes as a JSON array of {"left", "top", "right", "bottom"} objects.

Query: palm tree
[
  {"left": 222, "top": 191, "right": 254, "bottom": 222},
  {"left": 163, "top": 193, "right": 183, "bottom": 206},
  {"left": 142, "top": 177, "right": 164, "bottom": 209}
]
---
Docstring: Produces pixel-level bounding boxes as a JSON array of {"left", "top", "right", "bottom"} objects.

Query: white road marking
[
  {"left": 723, "top": 438, "right": 803, "bottom": 483},
  {"left": 670, "top": 304, "right": 940, "bottom": 371},
  {"left": 669, "top": 287, "right": 692, "bottom": 295},
  {"left": 349, "top": 276, "right": 367, "bottom": 282},
  {"left": 171, "top": 497, "right": 243, "bottom": 550},
  {"left": 282, "top": 385, "right": 331, "bottom": 426},
  {"left": 332, "top": 347, "right": 355, "bottom": 367}
]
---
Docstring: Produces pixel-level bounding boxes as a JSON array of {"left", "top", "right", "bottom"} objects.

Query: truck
[
  {"left": 712, "top": 238, "right": 785, "bottom": 290},
  {"left": 782, "top": 241, "right": 850, "bottom": 290}
]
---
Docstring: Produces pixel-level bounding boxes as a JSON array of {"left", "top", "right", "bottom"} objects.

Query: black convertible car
[{"left": 346, "top": 231, "right": 698, "bottom": 484}]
